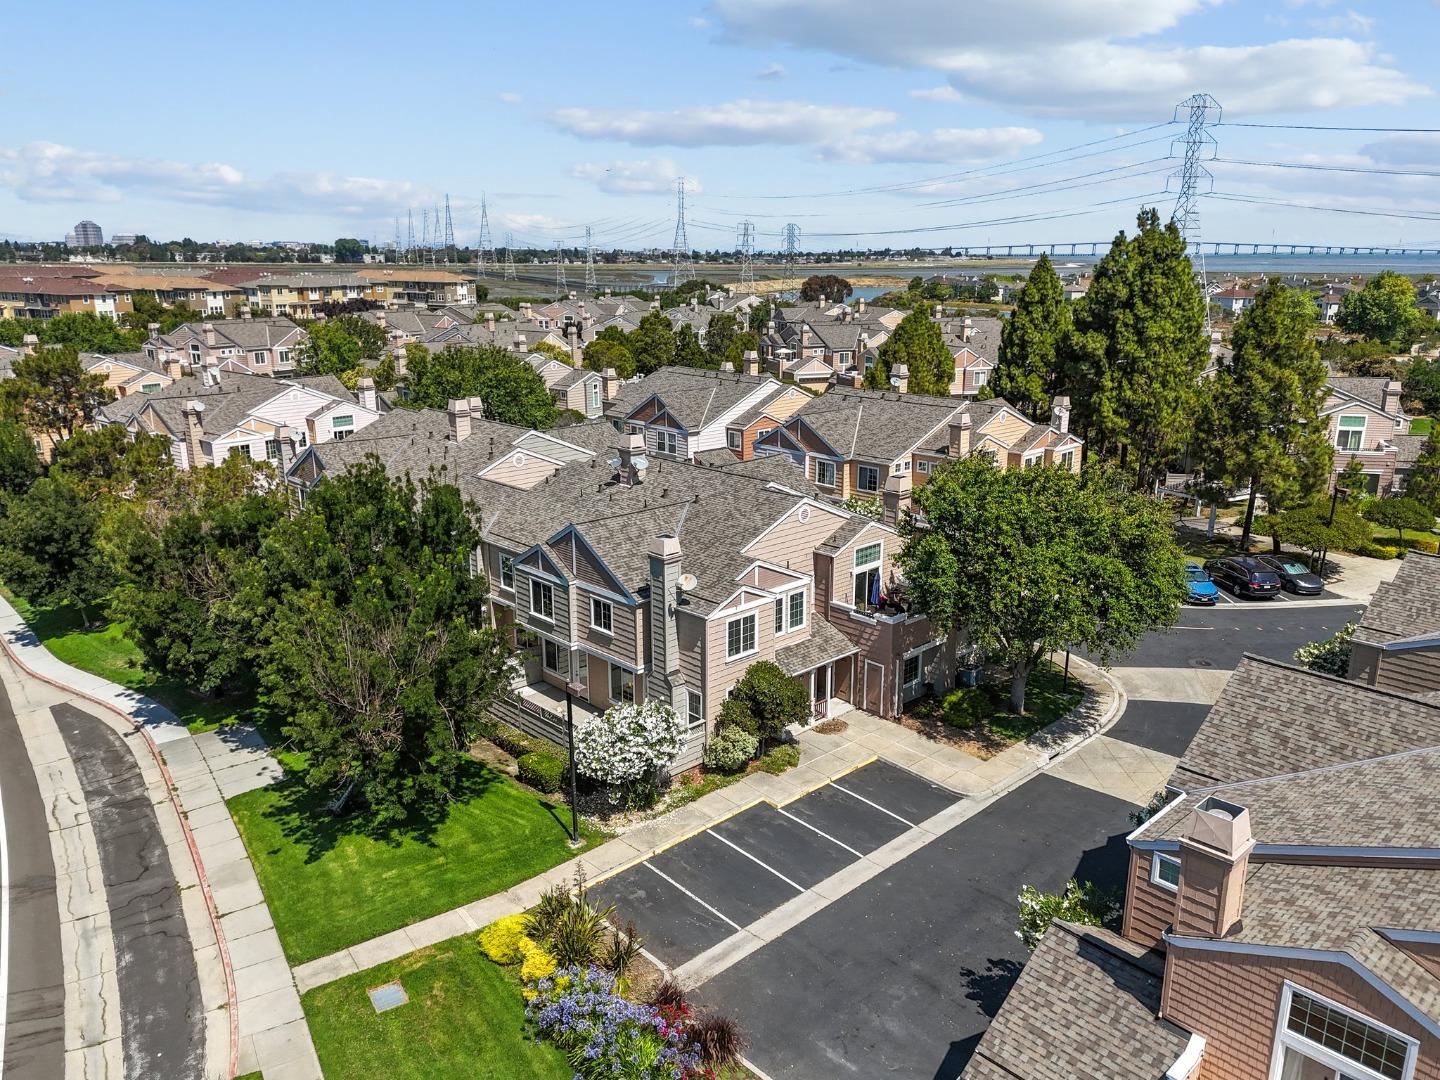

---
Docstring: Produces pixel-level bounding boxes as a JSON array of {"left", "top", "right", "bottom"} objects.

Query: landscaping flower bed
[{"left": 897, "top": 661, "right": 1084, "bottom": 759}]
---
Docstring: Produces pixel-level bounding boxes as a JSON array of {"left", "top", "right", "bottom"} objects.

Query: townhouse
[
  {"left": 142, "top": 314, "right": 306, "bottom": 378},
  {"left": 82, "top": 352, "right": 173, "bottom": 397},
  {"left": 100, "top": 364, "right": 379, "bottom": 469},
  {"left": 1324, "top": 373, "right": 1412, "bottom": 494},
  {"left": 1347, "top": 551, "right": 1440, "bottom": 696},
  {"left": 967, "top": 654, "right": 1440, "bottom": 1080},
  {"left": 235, "top": 272, "right": 384, "bottom": 318},
  {"left": 760, "top": 299, "right": 897, "bottom": 387},
  {"left": 1213, "top": 286, "right": 1258, "bottom": 316},
  {"left": 0, "top": 269, "right": 133, "bottom": 320},
  {"left": 355, "top": 268, "right": 474, "bottom": 307},
  {"left": 936, "top": 312, "right": 1003, "bottom": 397},
  {"left": 99, "top": 269, "right": 241, "bottom": 315}
]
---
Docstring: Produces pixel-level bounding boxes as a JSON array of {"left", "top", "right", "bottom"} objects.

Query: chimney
[
  {"left": 949, "top": 412, "right": 972, "bottom": 458},
  {"left": 688, "top": 295, "right": 698, "bottom": 310},
  {"left": 201, "top": 359, "right": 220, "bottom": 388},
  {"left": 163, "top": 357, "right": 183, "bottom": 380},
  {"left": 147, "top": 321, "right": 161, "bottom": 337},
  {"left": 184, "top": 400, "right": 206, "bottom": 468},
  {"left": 851, "top": 369, "right": 866, "bottom": 389},
  {"left": 375, "top": 312, "right": 387, "bottom": 329},
  {"left": 568, "top": 290, "right": 577, "bottom": 301},
  {"left": 720, "top": 360, "right": 735, "bottom": 373},
  {"left": 484, "top": 311, "right": 495, "bottom": 333},
  {"left": 961, "top": 316, "right": 973, "bottom": 344},
  {"left": 239, "top": 306, "right": 252, "bottom": 320},
  {"left": 274, "top": 424, "right": 295, "bottom": 474},
  {"left": 447, "top": 398, "right": 472, "bottom": 442},
  {"left": 603, "top": 366, "right": 620, "bottom": 401},
  {"left": 519, "top": 301, "right": 532, "bottom": 320},
  {"left": 882, "top": 470, "right": 912, "bottom": 527},
  {"left": 202, "top": 321, "right": 217, "bottom": 348},
  {"left": 1051, "top": 395, "right": 1071, "bottom": 434},
  {"left": 649, "top": 298, "right": 660, "bottom": 311},
  {"left": 933, "top": 304, "right": 942, "bottom": 320},
  {"left": 743, "top": 349, "right": 760, "bottom": 377},
  {"left": 618, "top": 431, "right": 647, "bottom": 486},
  {"left": 857, "top": 296, "right": 866, "bottom": 313},
  {"left": 1174, "top": 797, "right": 1254, "bottom": 940},
  {"left": 357, "top": 376, "right": 377, "bottom": 412},
  {"left": 891, "top": 363, "right": 909, "bottom": 394},
  {"left": 512, "top": 332, "right": 526, "bottom": 352},
  {"left": 569, "top": 325, "right": 583, "bottom": 364},
  {"left": 1384, "top": 379, "right": 1403, "bottom": 416},
  {"left": 468, "top": 395, "right": 486, "bottom": 423},
  {"left": 646, "top": 533, "right": 685, "bottom": 714},
  {"left": 21, "top": 333, "right": 38, "bottom": 356}
]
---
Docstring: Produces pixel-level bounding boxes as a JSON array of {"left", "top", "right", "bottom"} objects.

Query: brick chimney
[
  {"left": 1174, "top": 797, "right": 1255, "bottom": 940},
  {"left": 447, "top": 398, "right": 472, "bottom": 442},
  {"left": 184, "top": 401, "right": 206, "bottom": 468},
  {"left": 743, "top": 349, "right": 760, "bottom": 377},
  {"left": 603, "top": 367, "right": 620, "bottom": 402},
  {"left": 891, "top": 363, "right": 909, "bottom": 394},
  {"left": 357, "top": 376, "right": 377, "bottom": 413},
  {"left": 1051, "top": 395, "right": 1071, "bottom": 434},
  {"left": 617, "top": 431, "right": 647, "bottom": 486},
  {"left": 949, "top": 412, "right": 972, "bottom": 458},
  {"left": 646, "top": 533, "right": 685, "bottom": 713}
]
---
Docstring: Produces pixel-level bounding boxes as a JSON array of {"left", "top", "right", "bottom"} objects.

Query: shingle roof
[
  {"left": 605, "top": 366, "right": 780, "bottom": 433},
  {"left": 295, "top": 406, "right": 523, "bottom": 484},
  {"left": 102, "top": 370, "right": 353, "bottom": 440},
  {"left": 776, "top": 614, "right": 858, "bottom": 675},
  {"left": 157, "top": 317, "right": 304, "bottom": 351},
  {"left": 787, "top": 386, "right": 963, "bottom": 463},
  {"left": 961, "top": 922, "right": 1190, "bottom": 1080},
  {"left": 1328, "top": 375, "right": 1393, "bottom": 411},
  {"left": 1354, "top": 552, "right": 1440, "bottom": 646}
]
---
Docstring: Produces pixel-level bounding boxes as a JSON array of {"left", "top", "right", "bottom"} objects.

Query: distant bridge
[{"left": 949, "top": 241, "right": 1440, "bottom": 258}]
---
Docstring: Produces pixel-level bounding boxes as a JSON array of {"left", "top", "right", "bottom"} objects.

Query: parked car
[
  {"left": 1184, "top": 563, "right": 1219, "bottom": 605},
  {"left": 1204, "top": 557, "right": 1282, "bottom": 599},
  {"left": 1255, "top": 555, "right": 1324, "bottom": 595}
]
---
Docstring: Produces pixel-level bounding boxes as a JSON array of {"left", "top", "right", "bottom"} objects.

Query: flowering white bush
[{"left": 573, "top": 699, "right": 684, "bottom": 787}]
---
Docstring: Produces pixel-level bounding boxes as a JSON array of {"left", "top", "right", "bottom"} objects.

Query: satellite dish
[
  {"left": 677, "top": 572, "right": 699, "bottom": 593},
  {"left": 889, "top": 376, "right": 901, "bottom": 388}
]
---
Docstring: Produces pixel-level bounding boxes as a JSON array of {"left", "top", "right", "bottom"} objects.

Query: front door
[
  {"left": 863, "top": 660, "right": 884, "bottom": 714},
  {"left": 812, "top": 665, "right": 829, "bottom": 719}
]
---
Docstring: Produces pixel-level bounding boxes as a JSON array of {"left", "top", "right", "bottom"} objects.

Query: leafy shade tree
[
  {"left": 121, "top": 292, "right": 199, "bottom": 335},
  {"left": 1017, "top": 880, "right": 1120, "bottom": 951},
  {"left": 295, "top": 315, "right": 385, "bottom": 378},
  {"left": 0, "top": 312, "right": 142, "bottom": 354},
  {"left": 333, "top": 238, "right": 366, "bottom": 263},
  {"left": 371, "top": 352, "right": 398, "bottom": 392},
  {"left": 674, "top": 323, "right": 707, "bottom": 368},
  {"left": 250, "top": 461, "right": 510, "bottom": 823},
  {"left": 865, "top": 309, "right": 952, "bottom": 395},
  {"left": 1337, "top": 270, "right": 1424, "bottom": 347},
  {"left": 105, "top": 457, "right": 285, "bottom": 694},
  {"left": 402, "top": 344, "right": 558, "bottom": 429},
  {"left": 1407, "top": 435, "right": 1440, "bottom": 514},
  {"left": 629, "top": 311, "right": 677, "bottom": 376},
  {"left": 0, "top": 346, "right": 115, "bottom": 449},
  {"left": 50, "top": 426, "right": 174, "bottom": 496},
  {"left": 1254, "top": 495, "right": 1370, "bottom": 566},
  {"left": 747, "top": 299, "right": 774, "bottom": 335},
  {"left": 1194, "top": 282, "right": 1333, "bottom": 550},
  {"left": 582, "top": 335, "right": 636, "bottom": 379},
  {"left": 799, "top": 275, "right": 853, "bottom": 302},
  {"left": 1404, "top": 356, "right": 1440, "bottom": 418},
  {"left": 0, "top": 476, "right": 112, "bottom": 622},
  {"left": 1059, "top": 209, "right": 1208, "bottom": 490},
  {"left": 899, "top": 457, "right": 1186, "bottom": 712},
  {"left": 704, "top": 312, "right": 739, "bottom": 365},
  {"left": 993, "top": 253, "right": 1069, "bottom": 420},
  {"left": 1364, "top": 496, "right": 1435, "bottom": 547},
  {"left": 717, "top": 660, "right": 810, "bottom": 747},
  {"left": 530, "top": 340, "right": 573, "bottom": 366},
  {"left": 724, "top": 330, "right": 761, "bottom": 368},
  {"left": 0, "top": 421, "right": 40, "bottom": 496}
]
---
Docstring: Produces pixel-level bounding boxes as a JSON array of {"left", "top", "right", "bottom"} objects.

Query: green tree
[
  {"left": 674, "top": 323, "right": 707, "bottom": 368},
  {"left": 50, "top": 426, "right": 174, "bottom": 496},
  {"left": 1060, "top": 209, "right": 1208, "bottom": 490},
  {"left": 717, "top": 660, "right": 810, "bottom": 747},
  {"left": 799, "top": 275, "right": 853, "bottom": 302},
  {"left": 1364, "top": 496, "right": 1434, "bottom": 547},
  {"left": 582, "top": 334, "right": 636, "bottom": 379},
  {"left": 993, "top": 253, "right": 1069, "bottom": 421},
  {"left": 705, "top": 312, "right": 740, "bottom": 365},
  {"left": 1404, "top": 356, "right": 1440, "bottom": 417},
  {"left": 724, "top": 329, "right": 761, "bottom": 368},
  {"left": 1254, "top": 495, "right": 1370, "bottom": 564},
  {"left": 293, "top": 320, "right": 362, "bottom": 377},
  {"left": 629, "top": 311, "right": 677, "bottom": 376},
  {"left": 530, "top": 340, "right": 573, "bottom": 366},
  {"left": 0, "top": 476, "right": 112, "bottom": 622},
  {"left": 30, "top": 312, "right": 142, "bottom": 353},
  {"left": 0, "top": 346, "right": 115, "bottom": 448},
  {"left": 1406, "top": 435, "right": 1440, "bottom": 513},
  {"left": 866, "top": 309, "right": 952, "bottom": 395},
  {"left": 121, "top": 293, "right": 199, "bottom": 335},
  {"left": 898, "top": 457, "right": 1185, "bottom": 712},
  {"left": 1337, "top": 270, "right": 1424, "bottom": 347},
  {"left": 1017, "top": 880, "right": 1119, "bottom": 951},
  {"left": 372, "top": 352, "right": 398, "bottom": 392},
  {"left": 333, "top": 238, "right": 366, "bottom": 263},
  {"left": 1293, "top": 621, "right": 1357, "bottom": 677},
  {"left": 0, "top": 421, "right": 40, "bottom": 496},
  {"left": 403, "top": 344, "right": 557, "bottom": 428},
  {"left": 747, "top": 299, "right": 774, "bottom": 335},
  {"left": 248, "top": 461, "right": 509, "bottom": 823},
  {"left": 1194, "top": 282, "right": 1333, "bottom": 550}
]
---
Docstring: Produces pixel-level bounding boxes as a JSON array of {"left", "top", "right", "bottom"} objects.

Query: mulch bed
[{"left": 893, "top": 702, "right": 1012, "bottom": 760}]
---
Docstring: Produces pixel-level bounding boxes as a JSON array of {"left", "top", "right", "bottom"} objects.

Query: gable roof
[
  {"left": 785, "top": 386, "right": 963, "bottom": 463},
  {"left": 606, "top": 366, "right": 781, "bottom": 433},
  {"left": 1353, "top": 552, "right": 1440, "bottom": 646}
]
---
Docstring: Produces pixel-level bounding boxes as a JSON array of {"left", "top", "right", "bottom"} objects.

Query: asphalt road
[
  {"left": 0, "top": 676, "right": 63, "bottom": 1080},
  {"left": 1102, "top": 602, "right": 1364, "bottom": 672}
]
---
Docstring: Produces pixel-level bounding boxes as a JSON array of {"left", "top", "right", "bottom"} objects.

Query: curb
[{"left": 0, "top": 623, "right": 240, "bottom": 1080}]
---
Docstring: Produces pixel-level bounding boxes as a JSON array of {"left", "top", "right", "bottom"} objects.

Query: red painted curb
[{"left": 0, "top": 634, "right": 241, "bottom": 1080}]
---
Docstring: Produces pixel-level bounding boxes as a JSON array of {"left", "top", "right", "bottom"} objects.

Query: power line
[
  {"left": 1217, "top": 122, "right": 1440, "bottom": 133},
  {"left": 1208, "top": 192, "right": 1440, "bottom": 223},
  {"left": 797, "top": 189, "right": 1171, "bottom": 239},
  {"left": 1216, "top": 158, "right": 1440, "bottom": 179},
  {"left": 477, "top": 195, "right": 494, "bottom": 277}
]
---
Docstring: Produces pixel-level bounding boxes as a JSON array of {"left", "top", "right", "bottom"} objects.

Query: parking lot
[
  {"left": 1201, "top": 586, "right": 1347, "bottom": 604},
  {"left": 590, "top": 759, "right": 963, "bottom": 972}
]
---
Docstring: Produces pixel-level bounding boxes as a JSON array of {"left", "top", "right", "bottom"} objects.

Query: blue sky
[{"left": 1, "top": 0, "right": 1436, "bottom": 250}]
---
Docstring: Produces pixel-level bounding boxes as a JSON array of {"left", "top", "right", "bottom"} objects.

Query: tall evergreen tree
[
  {"left": 866, "top": 309, "right": 952, "bottom": 395},
  {"left": 629, "top": 311, "right": 677, "bottom": 375},
  {"left": 1407, "top": 435, "right": 1440, "bottom": 514},
  {"left": 0, "top": 346, "right": 115, "bottom": 449},
  {"left": 993, "top": 253, "right": 1069, "bottom": 420},
  {"left": 1194, "top": 282, "right": 1333, "bottom": 550},
  {"left": 1059, "top": 209, "right": 1208, "bottom": 490},
  {"left": 674, "top": 323, "right": 707, "bottom": 368}
]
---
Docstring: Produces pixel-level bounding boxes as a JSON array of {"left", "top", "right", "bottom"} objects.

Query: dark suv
[{"left": 1204, "top": 557, "right": 1282, "bottom": 599}]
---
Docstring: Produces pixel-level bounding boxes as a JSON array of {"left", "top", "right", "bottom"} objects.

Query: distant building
[
  {"left": 110, "top": 234, "right": 138, "bottom": 247},
  {"left": 68, "top": 220, "right": 103, "bottom": 247}
]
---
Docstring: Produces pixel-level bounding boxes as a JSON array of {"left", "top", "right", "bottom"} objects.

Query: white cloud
[
  {"left": 0, "top": 141, "right": 431, "bottom": 216},
  {"left": 570, "top": 158, "right": 700, "bottom": 196},
  {"left": 908, "top": 85, "right": 964, "bottom": 103},
  {"left": 498, "top": 212, "right": 569, "bottom": 234},
  {"left": 755, "top": 62, "right": 786, "bottom": 80},
  {"left": 706, "top": 0, "right": 1429, "bottom": 118},
  {"left": 820, "top": 126, "right": 1044, "bottom": 164},
  {"left": 498, "top": 91, "right": 523, "bottom": 104},
  {"left": 1309, "top": 10, "right": 1373, "bottom": 35},
  {"left": 1361, "top": 133, "right": 1440, "bottom": 166},
  {"left": 548, "top": 99, "right": 895, "bottom": 146}
]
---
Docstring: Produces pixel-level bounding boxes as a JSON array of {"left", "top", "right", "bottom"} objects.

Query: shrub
[
  {"left": 1294, "top": 621, "right": 1357, "bottom": 677},
  {"left": 549, "top": 895, "right": 612, "bottom": 967},
  {"left": 647, "top": 977, "right": 689, "bottom": 1011},
  {"left": 573, "top": 700, "right": 685, "bottom": 806},
  {"left": 517, "top": 750, "right": 566, "bottom": 794},
  {"left": 484, "top": 718, "right": 560, "bottom": 759},
  {"left": 723, "top": 660, "right": 811, "bottom": 743},
  {"left": 519, "top": 940, "right": 557, "bottom": 983},
  {"left": 1356, "top": 541, "right": 1403, "bottom": 559},
  {"left": 479, "top": 914, "right": 532, "bottom": 964},
  {"left": 757, "top": 744, "right": 800, "bottom": 774},
  {"left": 604, "top": 920, "right": 644, "bottom": 987},
  {"left": 527, "top": 884, "right": 574, "bottom": 944},
  {"left": 1407, "top": 535, "right": 1440, "bottom": 554},
  {"left": 704, "top": 725, "right": 759, "bottom": 772},
  {"left": 941, "top": 686, "right": 991, "bottom": 728},
  {"left": 690, "top": 1012, "right": 747, "bottom": 1066},
  {"left": 1016, "top": 880, "right": 1120, "bottom": 951}
]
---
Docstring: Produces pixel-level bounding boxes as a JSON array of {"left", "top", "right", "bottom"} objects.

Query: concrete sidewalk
[
  {"left": 0, "top": 597, "right": 320, "bottom": 1080},
  {"left": 293, "top": 654, "right": 1123, "bottom": 995}
]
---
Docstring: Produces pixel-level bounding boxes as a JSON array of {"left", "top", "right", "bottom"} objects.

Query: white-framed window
[
  {"left": 499, "top": 554, "right": 515, "bottom": 591},
  {"left": 1150, "top": 852, "right": 1181, "bottom": 892},
  {"left": 687, "top": 689, "right": 703, "bottom": 729},
  {"left": 788, "top": 589, "right": 805, "bottom": 631},
  {"left": 265, "top": 439, "right": 280, "bottom": 461},
  {"left": 917, "top": 459, "right": 931, "bottom": 474},
  {"left": 726, "top": 613, "right": 758, "bottom": 660},
  {"left": 189, "top": 344, "right": 201, "bottom": 364},
  {"left": 657, "top": 430, "right": 678, "bottom": 456},
  {"left": 331, "top": 414, "right": 355, "bottom": 442},
  {"left": 973, "top": 370, "right": 989, "bottom": 387},
  {"left": 857, "top": 464, "right": 880, "bottom": 492},
  {"left": 893, "top": 460, "right": 910, "bottom": 474},
  {"left": 589, "top": 382, "right": 600, "bottom": 411},
  {"left": 542, "top": 638, "right": 568, "bottom": 677},
  {"left": 609, "top": 663, "right": 635, "bottom": 704},
  {"left": 903, "top": 654, "right": 921, "bottom": 687},
  {"left": 1337, "top": 415, "right": 1366, "bottom": 452},
  {"left": 277, "top": 349, "right": 291, "bottom": 367},
  {"left": 1024, "top": 453, "right": 1044, "bottom": 470},
  {"left": 251, "top": 350, "right": 268, "bottom": 366},
  {"left": 231, "top": 443, "right": 253, "bottom": 460},
  {"left": 1273, "top": 983, "right": 1417, "bottom": 1080},
  {"left": 1058, "top": 449, "right": 1076, "bottom": 472},
  {"left": 530, "top": 579, "right": 554, "bottom": 621},
  {"left": 853, "top": 542, "right": 882, "bottom": 612},
  {"left": 774, "top": 596, "right": 785, "bottom": 635},
  {"left": 815, "top": 459, "right": 836, "bottom": 487},
  {"left": 576, "top": 651, "right": 589, "bottom": 690},
  {"left": 590, "top": 596, "right": 613, "bottom": 634},
  {"left": 727, "top": 429, "right": 742, "bottom": 450}
]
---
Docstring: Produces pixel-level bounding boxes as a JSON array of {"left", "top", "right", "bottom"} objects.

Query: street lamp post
[{"left": 563, "top": 681, "right": 583, "bottom": 846}]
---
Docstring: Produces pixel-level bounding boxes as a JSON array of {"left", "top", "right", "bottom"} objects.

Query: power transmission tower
[
  {"left": 555, "top": 240, "right": 567, "bottom": 293},
  {"left": 1169, "top": 93, "right": 1222, "bottom": 331},
  {"left": 393, "top": 217, "right": 401, "bottom": 262},
  {"left": 420, "top": 209, "right": 430, "bottom": 259},
  {"left": 671, "top": 177, "right": 694, "bottom": 285},
  {"left": 477, "top": 195, "right": 494, "bottom": 277},
  {"left": 442, "top": 195, "right": 456, "bottom": 264},
  {"left": 584, "top": 225, "right": 597, "bottom": 294},
  {"left": 503, "top": 232, "right": 517, "bottom": 281},
  {"left": 406, "top": 210, "right": 415, "bottom": 263},
  {"left": 783, "top": 223, "right": 801, "bottom": 278},
  {"left": 737, "top": 221, "right": 756, "bottom": 289}
]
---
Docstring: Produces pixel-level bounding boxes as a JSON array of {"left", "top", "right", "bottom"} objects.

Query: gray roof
[
  {"left": 1354, "top": 551, "right": 1440, "bottom": 646},
  {"left": 1328, "top": 375, "right": 1393, "bottom": 411},
  {"left": 784, "top": 386, "right": 963, "bottom": 463},
  {"left": 294, "top": 407, "right": 523, "bottom": 485},
  {"left": 940, "top": 315, "right": 1002, "bottom": 360},
  {"left": 157, "top": 317, "right": 304, "bottom": 352},
  {"left": 605, "top": 366, "right": 781, "bottom": 434},
  {"left": 961, "top": 922, "right": 1189, "bottom": 1080},
  {"left": 1394, "top": 433, "right": 1429, "bottom": 468},
  {"left": 776, "top": 614, "right": 859, "bottom": 675},
  {"left": 102, "top": 370, "right": 354, "bottom": 439},
  {"left": 235, "top": 272, "right": 367, "bottom": 289}
]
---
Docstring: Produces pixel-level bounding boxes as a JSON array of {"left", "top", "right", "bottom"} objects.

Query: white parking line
[
  {"left": 774, "top": 806, "right": 865, "bottom": 858},
  {"left": 643, "top": 861, "right": 744, "bottom": 932},
  {"left": 829, "top": 782, "right": 916, "bottom": 828},
  {"left": 706, "top": 829, "right": 805, "bottom": 893},
  {"left": 1215, "top": 590, "right": 1238, "bottom": 605}
]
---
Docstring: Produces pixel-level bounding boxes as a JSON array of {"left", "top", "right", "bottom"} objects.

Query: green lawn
[
  {"left": 983, "top": 661, "right": 1086, "bottom": 744},
  {"left": 303, "top": 935, "right": 571, "bottom": 1080},
  {"left": 230, "top": 761, "right": 607, "bottom": 965},
  {"left": 1411, "top": 417, "right": 1433, "bottom": 437}
]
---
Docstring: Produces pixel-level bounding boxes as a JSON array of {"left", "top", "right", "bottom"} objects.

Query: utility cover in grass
[{"left": 367, "top": 981, "right": 408, "bottom": 1013}]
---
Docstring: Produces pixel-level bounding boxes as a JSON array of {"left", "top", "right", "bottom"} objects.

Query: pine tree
[
  {"left": 867, "top": 309, "right": 952, "bottom": 395},
  {"left": 994, "top": 253, "right": 1069, "bottom": 421},
  {"left": 1407, "top": 435, "right": 1440, "bottom": 514}
]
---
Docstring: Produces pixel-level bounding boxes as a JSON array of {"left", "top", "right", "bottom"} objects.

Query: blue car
[{"left": 1185, "top": 563, "right": 1219, "bottom": 605}]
